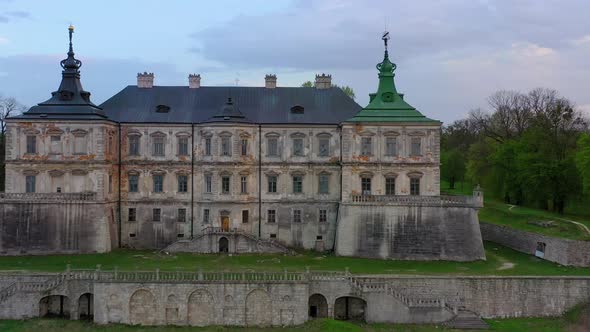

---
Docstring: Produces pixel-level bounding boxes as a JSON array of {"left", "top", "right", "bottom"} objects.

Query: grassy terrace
[
  {"left": 442, "top": 181, "right": 590, "bottom": 241},
  {"left": 0, "top": 241, "right": 589, "bottom": 275}
]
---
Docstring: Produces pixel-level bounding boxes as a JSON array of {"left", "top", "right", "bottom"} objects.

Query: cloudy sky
[{"left": 1, "top": 0, "right": 589, "bottom": 123}]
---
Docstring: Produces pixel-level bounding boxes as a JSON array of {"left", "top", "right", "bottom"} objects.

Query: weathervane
[{"left": 382, "top": 31, "right": 390, "bottom": 55}]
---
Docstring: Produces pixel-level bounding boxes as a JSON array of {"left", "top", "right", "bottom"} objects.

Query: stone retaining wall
[{"left": 480, "top": 222, "right": 590, "bottom": 267}]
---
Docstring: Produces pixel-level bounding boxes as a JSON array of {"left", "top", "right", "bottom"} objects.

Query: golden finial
[{"left": 68, "top": 24, "right": 74, "bottom": 32}]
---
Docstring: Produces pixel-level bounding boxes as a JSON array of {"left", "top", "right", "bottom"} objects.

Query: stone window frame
[
  {"left": 318, "top": 171, "right": 331, "bottom": 194},
  {"left": 408, "top": 171, "right": 423, "bottom": 196},
  {"left": 24, "top": 129, "right": 40, "bottom": 155},
  {"left": 177, "top": 208, "right": 187, "bottom": 223},
  {"left": 203, "top": 208, "right": 210, "bottom": 223},
  {"left": 408, "top": 131, "right": 426, "bottom": 157},
  {"left": 151, "top": 170, "right": 166, "bottom": 193},
  {"left": 316, "top": 132, "right": 332, "bottom": 157},
  {"left": 128, "top": 208, "right": 137, "bottom": 222},
  {"left": 383, "top": 131, "right": 400, "bottom": 157},
  {"left": 239, "top": 131, "right": 251, "bottom": 156},
  {"left": 241, "top": 210, "right": 249, "bottom": 224},
  {"left": 219, "top": 131, "right": 233, "bottom": 157},
  {"left": 359, "top": 131, "right": 375, "bottom": 157},
  {"left": 265, "top": 171, "right": 279, "bottom": 194},
  {"left": 318, "top": 208, "right": 328, "bottom": 223},
  {"left": 176, "top": 131, "right": 191, "bottom": 157},
  {"left": 239, "top": 171, "right": 249, "bottom": 194},
  {"left": 384, "top": 172, "right": 397, "bottom": 195},
  {"left": 220, "top": 171, "right": 232, "bottom": 194},
  {"left": 265, "top": 132, "right": 281, "bottom": 157},
  {"left": 267, "top": 209, "right": 276, "bottom": 223},
  {"left": 128, "top": 171, "right": 140, "bottom": 193},
  {"left": 360, "top": 171, "right": 373, "bottom": 195},
  {"left": 150, "top": 131, "right": 167, "bottom": 157},
  {"left": 47, "top": 128, "right": 64, "bottom": 155},
  {"left": 201, "top": 131, "right": 213, "bottom": 156},
  {"left": 291, "top": 171, "right": 305, "bottom": 194},
  {"left": 71, "top": 129, "right": 89, "bottom": 155},
  {"left": 127, "top": 131, "right": 142, "bottom": 156},
  {"left": 152, "top": 208, "right": 161, "bottom": 222},
  {"left": 23, "top": 170, "right": 38, "bottom": 193},
  {"left": 290, "top": 132, "right": 306, "bottom": 157},
  {"left": 292, "top": 209, "right": 302, "bottom": 223},
  {"left": 204, "top": 172, "right": 213, "bottom": 194},
  {"left": 177, "top": 174, "right": 189, "bottom": 193}
]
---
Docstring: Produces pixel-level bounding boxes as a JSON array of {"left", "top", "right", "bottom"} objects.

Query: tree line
[
  {"left": 0, "top": 96, "right": 26, "bottom": 191},
  {"left": 441, "top": 88, "right": 590, "bottom": 214}
]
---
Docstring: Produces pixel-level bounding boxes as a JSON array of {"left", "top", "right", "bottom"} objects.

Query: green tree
[
  {"left": 575, "top": 133, "right": 590, "bottom": 197},
  {"left": 441, "top": 148, "right": 466, "bottom": 189}
]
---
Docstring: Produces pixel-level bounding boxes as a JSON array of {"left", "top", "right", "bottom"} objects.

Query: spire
[
  {"left": 19, "top": 25, "right": 105, "bottom": 119},
  {"left": 345, "top": 32, "right": 439, "bottom": 123}
]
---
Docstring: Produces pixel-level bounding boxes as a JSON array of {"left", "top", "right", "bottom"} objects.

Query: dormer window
[
  {"left": 156, "top": 105, "right": 170, "bottom": 113},
  {"left": 59, "top": 90, "right": 74, "bottom": 101},
  {"left": 290, "top": 105, "right": 304, "bottom": 114}
]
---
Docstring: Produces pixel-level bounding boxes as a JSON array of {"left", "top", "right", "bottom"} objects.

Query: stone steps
[{"left": 444, "top": 311, "right": 489, "bottom": 330}]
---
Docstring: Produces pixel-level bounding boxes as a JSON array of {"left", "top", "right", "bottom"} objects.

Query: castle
[{"left": 0, "top": 27, "right": 485, "bottom": 261}]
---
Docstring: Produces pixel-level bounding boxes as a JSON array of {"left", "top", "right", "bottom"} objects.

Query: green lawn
[
  {"left": 0, "top": 241, "right": 589, "bottom": 276},
  {"left": 441, "top": 180, "right": 590, "bottom": 241},
  {"left": 1, "top": 313, "right": 588, "bottom": 332}
]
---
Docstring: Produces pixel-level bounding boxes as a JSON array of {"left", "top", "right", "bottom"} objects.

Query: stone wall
[
  {"left": 335, "top": 203, "right": 485, "bottom": 261},
  {"left": 0, "top": 198, "right": 115, "bottom": 255},
  {"left": 480, "top": 222, "right": 590, "bottom": 267}
]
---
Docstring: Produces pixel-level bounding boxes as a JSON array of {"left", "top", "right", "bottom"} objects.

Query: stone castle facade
[{"left": 0, "top": 27, "right": 485, "bottom": 260}]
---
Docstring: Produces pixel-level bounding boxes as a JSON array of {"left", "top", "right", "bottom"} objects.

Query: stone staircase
[
  {"left": 0, "top": 274, "right": 67, "bottom": 304},
  {"left": 443, "top": 310, "right": 490, "bottom": 330}
]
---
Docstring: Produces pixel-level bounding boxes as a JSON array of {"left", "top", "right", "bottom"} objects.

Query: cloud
[
  {"left": 0, "top": 10, "right": 30, "bottom": 23},
  {"left": 0, "top": 36, "right": 9, "bottom": 45}
]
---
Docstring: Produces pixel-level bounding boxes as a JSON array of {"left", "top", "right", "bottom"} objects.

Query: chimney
[
  {"left": 314, "top": 73, "right": 331, "bottom": 89},
  {"left": 189, "top": 74, "right": 201, "bottom": 89},
  {"left": 265, "top": 74, "right": 277, "bottom": 89},
  {"left": 137, "top": 72, "right": 154, "bottom": 88}
]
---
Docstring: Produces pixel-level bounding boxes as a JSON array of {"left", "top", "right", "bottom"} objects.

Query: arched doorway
[
  {"left": 129, "top": 289, "right": 157, "bottom": 325},
  {"left": 39, "top": 295, "right": 70, "bottom": 318},
  {"left": 219, "top": 237, "right": 229, "bottom": 253},
  {"left": 308, "top": 294, "right": 328, "bottom": 318},
  {"left": 78, "top": 293, "right": 94, "bottom": 320},
  {"left": 334, "top": 296, "right": 366, "bottom": 321},
  {"left": 188, "top": 289, "right": 214, "bottom": 326},
  {"left": 246, "top": 289, "right": 272, "bottom": 326}
]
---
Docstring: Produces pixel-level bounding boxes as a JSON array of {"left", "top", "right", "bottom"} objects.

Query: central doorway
[
  {"left": 219, "top": 237, "right": 229, "bottom": 253},
  {"left": 221, "top": 216, "right": 230, "bottom": 232}
]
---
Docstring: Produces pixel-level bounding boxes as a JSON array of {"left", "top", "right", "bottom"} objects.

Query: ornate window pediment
[
  {"left": 408, "top": 131, "right": 426, "bottom": 137},
  {"left": 383, "top": 131, "right": 400, "bottom": 137},
  {"left": 150, "top": 169, "right": 166, "bottom": 175},
  {"left": 71, "top": 129, "right": 88, "bottom": 137},
  {"left": 127, "top": 129, "right": 142, "bottom": 137},
  {"left": 127, "top": 170, "right": 141, "bottom": 176},
  {"left": 71, "top": 169, "right": 88, "bottom": 176},
  {"left": 150, "top": 131, "right": 166, "bottom": 138},
  {"left": 46, "top": 128, "right": 64, "bottom": 135},
  {"left": 23, "top": 128, "right": 40, "bottom": 135},
  {"left": 290, "top": 132, "right": 306, "bottom": 138},
  {"left": 22, "top": 170, "right": 39, "bottom": 176},
  {"left": 359, "top": 171, "right": 374, "bottom": 178},
  {"left": 316, "top": 132, "right": 332, "bottom": 138},
  {"left": 384, "top": 172, "right": 398, "bottom": 178},
  {"left": 265, "top": 132, "right": 280, "bottom": 138},
  {"left": 239, "top": 131, "right": 251, "bottom": 138},
  {"left": 48, "top": 170, "right": 65, "bottom": 177},
  {"left": 359, "top": 131, "right": 376, "bottom": 137},
  {"left": 407, "top": 171, "right": 424, "bottom": 178},
  {"left": 219, "top": 131, "right": 233, "bottom": 137},
  {"left": 175, "top": 131, "right": 191, "bottom": 138}
]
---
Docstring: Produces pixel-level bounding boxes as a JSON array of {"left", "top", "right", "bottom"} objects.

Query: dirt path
[{"left": 505, "top": 204, "right": 590, "bottom": 235}]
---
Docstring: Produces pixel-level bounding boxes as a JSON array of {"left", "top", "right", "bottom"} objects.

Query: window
[
  {"left": 361, "top": 137, "right": 372, "bottom": 156},
  {"left": 385, "top": 137, "right": 397, "bottom": 156},
  {"left": 178, "top": 175, "right": 188, "bottom": 193},
  {"left": 153, "top": 136, "right": 165, "bottom": 156},
  {"left": 221, "top": 137, "right": 231, "bottom": 156},
  {"left": 316, "top": 235, "right": 323, "bottom": 240},
  {"left": 293, "top": 138, "right": 304, "bottom": 156},
  {"left": 129, "top": 174, "right": 139, "bottom": 192},
  {"left": 25, "top": 175, "right": 36, "bottom": 193},
  {"left": 26, "top": 135, "right": 36, "bottom": 154},
  {"left": 221, "top": 175, "right": 230, "bottom": 194},
  {"left": 50, "top": 135, "right": 62, "bottom": 154},
  {"left": 177, "top": 208, "right": 186, "bottom": 222},
  {"left": 178, "top": 137, "right": 189, "bottom": 156},
  {"left": 292, "top": 175, "right": 303, "bottom": 193},
  {"left": 268, "top": 175, "right": 277, "bottom": 193},
  {"left": 153, "top": 174, "right": 164, "bottom": 193},
  {"left": 318, "top": 174, "right": 329, "bottom": 194},
  {"left": 267, "top": 209, "right": 276, "bottom": 223},
  {"left": 319, "top": 138, "right": 330, "bottom": 157},
  {"left": 293, "top": 209, "right": 302, "bottom": 223},
  {"left": 128, "top": 208, "right": 136, "bottom": 222},
  {"left": 267, "top": 137, "right": 279, "bottom": 156},
  {"left": 240, "top": 176, "right": 247, "bottom": 194},
  {"left": 73, "top": 132, "right": 87, "bottom": 155},
  {"left": 361, "top": 177, "right": 371, "bottom": 195},
  {"left": 204, "top": 137, "right": 212, "bottom": 156},
  {"left": 319, "top": 209, "right": 327, "bottom": 223},
  {"left": 203, "top": 209, "right": 210, "bottom": 223},
  {"left": 241, "top": 139, "right": 248, "bottom": 156},
  {"left": 411, "top": 137, "right": 422, "bottom": 156},
  {"left": 270, "top": 233, "right": 277, "bottom": 239},
  {"left": 205, "top": 174, "right": 212, "bottom": 193},
  {"left": 129, "top": 136, "right": 140, "bottom": 155},
  {"left": 153, "top": 208, "right": 161, "bottom": 222},
  {"left": 410, "top": 177, "right": 420, "bottom": 195},
  {"left": 108, "top": 175, "right": 113, "bottom": 193},
  {"left": 242, "top": 210, "right": 249, "bottom": 223},
  {"left": 385, "top": 177, "right": 396, "bottom": 195}
]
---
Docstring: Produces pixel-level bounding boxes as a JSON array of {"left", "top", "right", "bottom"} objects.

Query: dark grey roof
[{"left": 99, "top": 86, "right": 362, "bottom": 124}]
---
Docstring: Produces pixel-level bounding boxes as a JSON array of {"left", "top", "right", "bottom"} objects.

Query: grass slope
[
  {"left": 441, "top": 180, "right": 590, "bottom": 241},
  {"left": 0, "top": 242, "right": 588, "bottom": 275}
]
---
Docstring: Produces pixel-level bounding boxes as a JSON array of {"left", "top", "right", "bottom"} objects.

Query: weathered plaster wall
[
  {"left": 480, "top": 222, "right": 590, "bottom": 267},
  {"left": 0, "top": 201, "right": 115, "bottom": 255},
  {"left": 335, "top": 204, "right": 485, "bottom": 261}
]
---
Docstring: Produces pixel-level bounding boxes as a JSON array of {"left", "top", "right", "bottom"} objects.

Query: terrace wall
[{"left": 480, "top": 222, "right": 590, "bottom": 267}]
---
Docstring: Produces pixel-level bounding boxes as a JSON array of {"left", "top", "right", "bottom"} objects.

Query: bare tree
[{"left": 0, "top": 96, "right": 25, "bottom": 135}]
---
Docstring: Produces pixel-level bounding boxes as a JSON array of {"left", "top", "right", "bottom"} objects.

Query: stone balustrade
[
  {"left": 349, "top": 194, "right": 482, "bottom": 208},
  {"left": 0, "top": 192, "right": 97, "bottom": 202}
]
